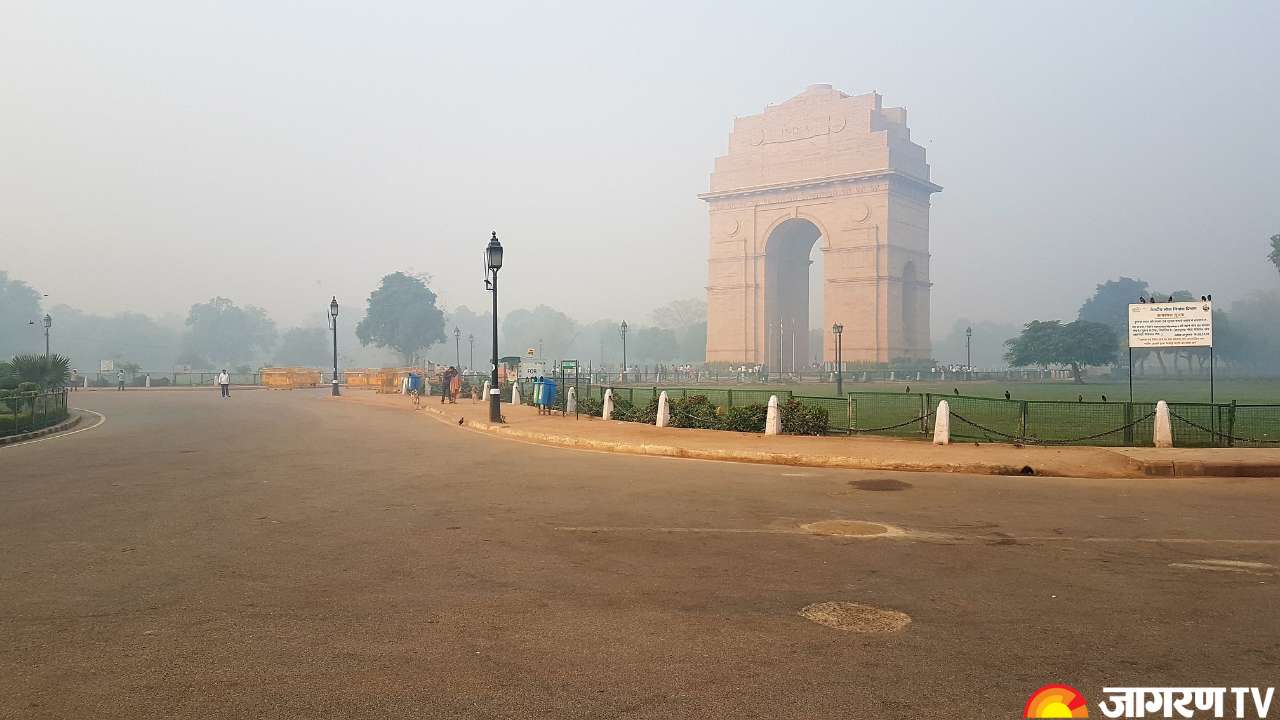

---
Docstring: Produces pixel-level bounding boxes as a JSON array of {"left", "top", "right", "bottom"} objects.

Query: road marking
[
  {"left": 1168, "top": 559, "right": 1278, "bottom": 575},
  {"left": 0, "top": 408, "right": 106, "bottom": 450},
  {"left": 556, "top": 525, "right": 1280, "bottom": 546}
]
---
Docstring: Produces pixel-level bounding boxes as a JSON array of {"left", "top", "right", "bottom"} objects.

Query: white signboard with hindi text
[{"left": 1128, "top": 302, "right": 1213, "bottom": 348}]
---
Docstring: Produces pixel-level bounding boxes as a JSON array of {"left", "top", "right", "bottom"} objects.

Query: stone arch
[{"left": 764, "top": 218, "right": 822, "bottom": 373}]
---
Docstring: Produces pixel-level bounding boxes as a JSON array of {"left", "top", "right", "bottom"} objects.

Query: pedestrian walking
[
  {"left": 117, "top": 370, "right": 125, "bottom": 391},
  {"left": 449, "top": 366, "right": 461, "bottom": 403},
  {"left": 217, "top": 369, "right": 230, "bottom": 398},
  {"left": 439, "top": 367, "right": 453, "bottom": 404}
]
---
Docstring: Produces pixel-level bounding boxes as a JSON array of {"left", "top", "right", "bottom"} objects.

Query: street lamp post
[
  {"left": 485, "top": 231, "right": 504, "bottom": 423},
  {"left": 619, "top": 321, "right": 628, "bottom": 384},
  {"left": 468, "top": 334, "right": 475, "bottom": 372},
  {"left": 42, "top": 314, "right": 51, "bottom": 359},
  {"left": 454, "top": 327, "right": 461, "bottom": 369},
  {"left": 329, "top": 297, "right": 340, "bottom": 396},
  {"left": 832, "top": 323, "right": 844, "bottom": 396},
  {"left": 965, "top": 326, "right": 973, "bottom": 381}
]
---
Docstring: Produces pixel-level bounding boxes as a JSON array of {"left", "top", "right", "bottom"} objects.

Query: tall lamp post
[
  {"left": 468, "top": 333, "right": 475, "bottom": 372},
  {"left": 485, "top": 231, "right": 504, "bottom": 423},
  {"left": 329, "top": 297, "right": 340, "bottom": 396},
  {"left": 965, "top": 326, "right": 973, "bottom": 381},
  {"left": 619, "top": 321, "right": 628, "bottom": 384},
  {"left": 832, "top": 322, "right": 844, "bottom": 396},
  {"left": 42, "top": 314, "right": 52, "bottom": 359},
  {"left": 454, "top": 327, "right": 461, "bottom": 369}
]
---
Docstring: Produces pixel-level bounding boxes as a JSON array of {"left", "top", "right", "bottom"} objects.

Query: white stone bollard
[
  {"left": 603, "top": 388, "right": 614, "bottom": 420},
  {"left": 482, "top": 380, "right": 490, "bottom": 398},
  {"left": 656, "top": 391, "right": 670, "bottom": 427},
  {"left": 933, "top": 400, "right": 951, "bottom": 445},
  {"left": 765, "top": 395, "right": 781, "bottom": 435},
  {"left": 510, "top": 382, "right": 520, "bottom": 405},
  {"left": 567, "top": 386, "right": 577, "bottom": 414},
  {"left": 84, "top": 376, "right": 89, "bottom": 389},
  {"left": 145, "top": 375, "right": 151, "bottom": 388},
  {"left": 1154, "top": 400, "right": 1173, "bottom": 448},
  {"left": 889, "top": 371, "right": 895, "bottom": 381}
]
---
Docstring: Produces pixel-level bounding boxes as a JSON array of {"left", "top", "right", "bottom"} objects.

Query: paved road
[{"left": 1, "top": 390, "right": 1277, "bottom": 719}]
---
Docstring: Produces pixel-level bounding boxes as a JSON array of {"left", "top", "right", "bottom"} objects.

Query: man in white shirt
[{"left": 217, "top": 370, "right": 230, "bottom": 398}]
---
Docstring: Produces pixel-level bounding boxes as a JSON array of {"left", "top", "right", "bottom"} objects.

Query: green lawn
[{"left": 647, "top": 379, "right": 1280, "bottom": 404}]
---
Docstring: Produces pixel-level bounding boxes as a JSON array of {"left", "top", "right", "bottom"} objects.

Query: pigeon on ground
[{"left": 458, "top": 417, "right": 464, "bottom": 425}]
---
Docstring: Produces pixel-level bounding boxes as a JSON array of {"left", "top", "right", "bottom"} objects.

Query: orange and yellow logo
[{"left": 1024, "top": 684, "right": 1089, "bottom": 718}]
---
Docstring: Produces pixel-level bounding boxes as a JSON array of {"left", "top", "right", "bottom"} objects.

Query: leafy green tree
[
  {"left": 274, "top": 327, "right": 330, "bottom": 367},
  {"left": 184, "top": 297, "right": 277, "bottom": 367},
  {"left": 1004, "top": 320, "right": 1118, "bottom": 384},
  {"left": 0, "top": 271, "right": 44, "bottom": 359},
  {"left": 1269, "top": 234, "right": 1280, "bottom": 276},
  {"left": 355, "top": 272, "right": 446, "bottom": 363}
]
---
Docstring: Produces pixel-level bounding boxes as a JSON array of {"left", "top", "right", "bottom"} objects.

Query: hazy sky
[{"left": 3, "top": 1, "right": 1277, "bottom": 337}]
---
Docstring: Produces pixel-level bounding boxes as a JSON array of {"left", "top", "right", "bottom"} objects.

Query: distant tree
[
  {"left": 628, "top": 326, "right": 680, "bottom": 363},
  {"left": 1004, "top": 320, "right": 1118, "bottom": 384},
  {"left": 677, "top": 321, "right": 708, "bottom": 362},
  {"left": 650, "top": 298, "right": 707, "bottom": 331},
  {"left": 0, "top": 271, "right": 44, "bottom": 359},
  {"left": 274, "top": 327, "right": 330, "bottom": 367},
  {"left": 1077, "top": 276, "right": 1149, "bottom": 342},
  {"left": 501, "top": 305, "right": 577, "bottom": 361},
  {"left": 355, "top": 272, "right": 446, "bottom": 364},
  {"left": 1269, "top": 234, "right": 1280, "bottom": 276},
  {"left": 42, "top": 305, "right": 181, "bottom": 372},
  {"left": 184, "top": 297, "right": 277, "bottom": 367}
]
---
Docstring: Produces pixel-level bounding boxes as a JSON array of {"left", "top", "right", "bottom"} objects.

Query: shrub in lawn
[
  {"left": 17, "top": 382, "right": 39, "bottom": 394},
  {"left": 722, "top": 404, "right": 768, "bottom": 433},
  {"left": 669, "top": 394, "right": 722, "bottom": 429},
  {"left": 781, "top": 398, "right": 829, "bottom": 435},
  {"left": 617, "top": 396, "right": 659, "bottom": 424},
  {"left": 577, "top": 396, "right": 603, "bottom": 417}
]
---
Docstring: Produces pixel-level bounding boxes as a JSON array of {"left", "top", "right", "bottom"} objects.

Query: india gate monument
[{"left": 701, "top": 84, "right": 941, "bottom": 366}]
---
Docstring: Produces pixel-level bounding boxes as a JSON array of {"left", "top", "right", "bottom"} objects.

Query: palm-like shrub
[{"left": 8, "top": 354, "right": 72, "bottom": 389}]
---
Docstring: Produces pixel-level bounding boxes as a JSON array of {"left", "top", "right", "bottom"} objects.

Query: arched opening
[
  {"left": 901, "top": 260, "right": 917, "bottom": 356},
  {"left": 764, "top": 218, "right": 822, "bottom": 373}
]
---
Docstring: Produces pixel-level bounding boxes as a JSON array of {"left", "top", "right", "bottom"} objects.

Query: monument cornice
[{"left": 699, "top": 168, "right": 942, "bottom": 204}]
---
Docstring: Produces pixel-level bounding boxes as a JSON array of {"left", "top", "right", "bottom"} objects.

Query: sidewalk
[{"left": 340, "top": 392, "right": 1280, "bottom": 478}]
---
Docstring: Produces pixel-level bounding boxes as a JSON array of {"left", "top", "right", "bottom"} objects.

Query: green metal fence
[{"left": 0, "top": 389, "right": 70, "bottom": 438}]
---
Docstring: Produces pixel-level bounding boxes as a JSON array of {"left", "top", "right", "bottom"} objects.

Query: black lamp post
[
  {"left": 965, "top": 326, "right": 973, "bottom": 381},
  {"left": 329, "top": 297, "right": 340, "bottom": 396},
  {"left": 454, "top": 326, "right": 461, "bottom": 369},
  {"left": 619, "top": 321, "right": 628, "bottom": 384},
  {"left": 468, "top": 333, "right": 475, "bottom": 372},
  {"left": 832, "top": 322, "right": 844, "bottom": 396},
  {"left": 42, "top": 314, "right": 52, "bottom": 359},
  {"left": 485, "top": 231, "right": 504, "bottom": 423}
]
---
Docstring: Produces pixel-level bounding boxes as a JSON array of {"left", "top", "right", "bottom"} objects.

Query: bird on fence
[
  {"left": 1138, "top": 297, "right": 1146, "bottom": 303},
  {"left": 905, "top": 385, "right": 910, "bottom": 393},
  {"left": 1201, "top": 296, "right": 1207, "bottom": 302},
  {"left": 1004, "top": 390, "right": 1011, "bottom": 400},
  {"left": 1102, "top": 394, "right": 1108, "bottom": 402},
  {"left": 953, "top": 388, "right": 959, "bottom": 396},
  {"left": 1078, "top": 394, "right": 1084, "bottom": 402},
  {"left": 1168, "top": 296, "right": 1174, "bottom": 302}
]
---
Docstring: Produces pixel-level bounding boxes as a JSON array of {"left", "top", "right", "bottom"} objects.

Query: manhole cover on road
[
  {"left": 799, "top": 602, "right": 911, "bottom": 633},
  {"left": 801, "top": 520, "right": 892, "bottom": 537}
]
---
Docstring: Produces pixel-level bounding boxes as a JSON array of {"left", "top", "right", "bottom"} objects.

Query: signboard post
[{"left": 1127, "top": 301, "right": 1214, "bottom": 405}]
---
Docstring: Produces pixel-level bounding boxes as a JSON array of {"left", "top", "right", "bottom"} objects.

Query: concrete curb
[
  {"left": 339, "top": 394, "right": 1277, "bottom": 479},
  {"left": 0, "top": 413, "right": 83, "bottom": 445},
  {"left": 407, "top": 402, "right": 1123, "bottom": 478}
]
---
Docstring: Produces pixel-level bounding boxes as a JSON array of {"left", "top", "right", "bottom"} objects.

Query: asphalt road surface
[{"left": 2, "top": 390, "right": 1277, "bottom": 719}]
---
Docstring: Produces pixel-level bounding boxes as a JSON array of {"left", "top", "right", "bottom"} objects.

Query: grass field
[
  {"left": 598, "top": 378, "right": 1280, "bottom": 446},
  {"left": 654, "top": 378, "right": 1280, "bottom": 404}
]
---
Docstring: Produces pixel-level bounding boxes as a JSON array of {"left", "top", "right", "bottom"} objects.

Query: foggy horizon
[{"left": 4, "top": 1, "right": 1278, "bottom": 347}]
